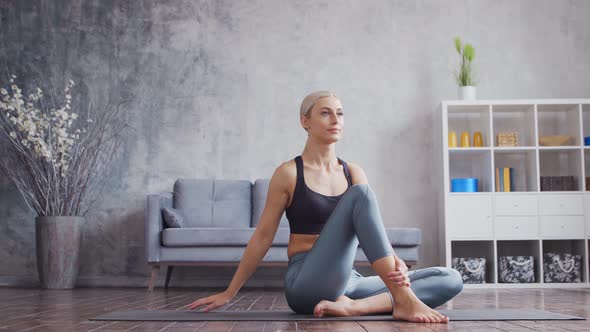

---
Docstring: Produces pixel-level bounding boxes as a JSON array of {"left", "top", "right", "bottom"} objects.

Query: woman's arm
[
  {"left": 225, "top": 164, "right": 291, "bottom": 297},
  {"left": 187, "top": 164, "right": 291, "bottom": 311}
]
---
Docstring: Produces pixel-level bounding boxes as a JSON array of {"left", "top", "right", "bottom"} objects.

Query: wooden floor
[{"left": 0, "top": 287, "right": 589, "bottom": 331}]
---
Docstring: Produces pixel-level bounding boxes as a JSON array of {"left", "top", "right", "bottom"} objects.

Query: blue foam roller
[{"left": 451, "top": 178, "right": 478, "bottom": 192}]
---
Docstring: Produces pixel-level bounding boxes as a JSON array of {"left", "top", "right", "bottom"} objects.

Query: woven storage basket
[
  {"left": 452, "top": 257, "right": 486, "bottom": 284},
  {"left": 497, "top": 132, "right": 518, "bottom": 147}
]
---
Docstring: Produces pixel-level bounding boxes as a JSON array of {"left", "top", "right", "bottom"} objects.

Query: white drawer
[
  {"left": 448, "top": 195, "right": 493, "bottom": 239},
  {"left": 495, "top": 195, "right": 538, "bottom": 216},
  {"left": 538, "top": 195, "right": 583, "bottom": 215},
  {"left": 494, "top": 216, "right": 539, "bottom": 239},
  {"left": 540, "top": 216, "right": 585, "bottom": 238},
  {"left": 584, "top": 195, "right": 590, "bottom": 236}
]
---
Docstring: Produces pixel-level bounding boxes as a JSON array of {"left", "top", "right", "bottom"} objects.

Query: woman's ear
[{"left": 300, "top": 115, "right": 308, "bottom": 130}]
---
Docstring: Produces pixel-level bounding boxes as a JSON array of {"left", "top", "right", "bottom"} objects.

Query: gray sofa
[{"left": 146, "top": 178, "right": 422, "bottom": 291}]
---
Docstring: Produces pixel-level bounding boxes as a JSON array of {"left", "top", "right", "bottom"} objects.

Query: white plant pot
[{"left": 459, "top": 86, "right": 477, "bottom": 100}]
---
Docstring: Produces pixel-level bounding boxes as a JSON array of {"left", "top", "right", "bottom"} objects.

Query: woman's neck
[{"left": 301, "top": 142, "right": 339, "bottom": 171}]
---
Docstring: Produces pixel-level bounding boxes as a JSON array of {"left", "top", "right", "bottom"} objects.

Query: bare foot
[
  {"left": 313, "top": 295, "right": 356, "bottom": 318},
  {"left": 392, "top": 292, "right": 449, "bottom": 323}
]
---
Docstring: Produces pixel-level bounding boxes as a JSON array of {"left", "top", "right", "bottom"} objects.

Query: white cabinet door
[
  {"left": 584, "top": 195, "right": 590, "bottom": 236},
  {"left": 447, "top": 195, "right": 493, "bottom": 239}
]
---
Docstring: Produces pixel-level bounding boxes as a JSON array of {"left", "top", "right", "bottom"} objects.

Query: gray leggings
[{"left": 284, "top": 184, "right": 463, "bottom": 314}]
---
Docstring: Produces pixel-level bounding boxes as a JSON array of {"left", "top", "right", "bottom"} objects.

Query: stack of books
[
  {"left": 540, "top": 176, "right": 576, "bottom": 191},
  {"left": 495, "top": 167, "right": 515, "bottom": 192}
]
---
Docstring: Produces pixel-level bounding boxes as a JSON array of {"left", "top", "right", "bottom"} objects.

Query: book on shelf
[
  {"left": 495, "top": 167, "right": 515, "bottom": 192},
  {"left": 540, "top": 175, "right": 576, "bottom": 191}
]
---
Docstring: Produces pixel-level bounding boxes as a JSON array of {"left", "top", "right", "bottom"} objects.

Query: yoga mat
[{"left": 90, "top": 309, "right": 584, "bottom": 321}]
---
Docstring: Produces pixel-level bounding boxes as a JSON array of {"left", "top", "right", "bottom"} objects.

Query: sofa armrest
[{"left": 146, "top": 192, "right": 173, "bottom": 263}]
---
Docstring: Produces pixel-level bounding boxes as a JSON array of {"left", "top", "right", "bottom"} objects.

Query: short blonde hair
[{"left": 299, "top": 91, "right": 339, "bottom": 118}]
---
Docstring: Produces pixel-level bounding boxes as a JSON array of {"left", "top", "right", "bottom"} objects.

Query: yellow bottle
[
  {"left": 460, "top": 132, "right": 470, "bottom": 147},
  {"left": 448, "top": 131, "right": 458, "bottom": 148},
  {"left": 473, "top": 131, "right": 483, "bottom": 147}
]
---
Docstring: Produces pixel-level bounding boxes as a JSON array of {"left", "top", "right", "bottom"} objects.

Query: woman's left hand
[{"left": 386, "top": 255, "right": 411, "bottom": 287}]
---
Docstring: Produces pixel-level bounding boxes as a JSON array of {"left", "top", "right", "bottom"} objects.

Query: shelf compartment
[
  {"left": 542, "top": 240, "right": 586, "bottom": 283},
  {"left": 581, "top": 104, "right": 590, "bottom": 144},
  {"left": 493, "top": 150, "right": 537, "bottom": 192},
  {"left": 537, "top": 104, "right": 581, "bottom": 146},
  {"left": 539, "top": 149, "right": 583, "bottom": 191},
  {"left": 451, "top": 240, "right": 495, "bottom": 284},
  {"left": 448, "top": 105, "right": 491, "bottom": 148},
  {"left": 584, "top": 150, "right": 590, "bottom": 191},
  {"left": 449, "top": 150, "right": 492, "bottom": 192},
  {"left": 497, "top": 240, "right": 541, "bottom": 284},
  {"left": 492, "top": 104, "right": 535, "bottom": 147}
]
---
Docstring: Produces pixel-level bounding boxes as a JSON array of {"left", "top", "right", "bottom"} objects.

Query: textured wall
[{"left": 1, "top": 0, "right": 589, "bottom": 288}]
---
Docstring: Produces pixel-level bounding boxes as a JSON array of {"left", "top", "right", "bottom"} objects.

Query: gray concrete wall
[{"left": 1, "top": 0, "right": 589, "bottom": 288}]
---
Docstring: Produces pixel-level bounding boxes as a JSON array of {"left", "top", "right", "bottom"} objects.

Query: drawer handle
[
  {"left": 513, "top": 203, "right": 519, "bottom": 207},
  {"left": 559, "top": 203, "right": 564, "bottom": 207},
  {"left": 560, "top": 225, "right": 565, "bottom": 229},
  {"left": 514, "top": 225, "right": 520, "bottom": 229}
]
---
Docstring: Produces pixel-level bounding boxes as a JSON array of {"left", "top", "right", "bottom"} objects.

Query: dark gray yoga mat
[{"left": 90, "top": 309, "right": 584, "bottom": 321}]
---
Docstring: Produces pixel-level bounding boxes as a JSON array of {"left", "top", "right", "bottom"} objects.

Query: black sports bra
[{"left": 285, "top": 155, "right": 352, "bottom": 234}]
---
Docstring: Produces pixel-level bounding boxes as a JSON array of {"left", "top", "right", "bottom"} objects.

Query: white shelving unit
[{"left": 436, "top": 99, "right": 590, "bottom": 288}]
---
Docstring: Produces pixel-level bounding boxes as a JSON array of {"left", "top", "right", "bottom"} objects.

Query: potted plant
[
  {"left": 0, "top": 73, "right": 130, "bottom": 289},
  {"left": 453, "top": 37, "right": 477, "bottom": 100}
]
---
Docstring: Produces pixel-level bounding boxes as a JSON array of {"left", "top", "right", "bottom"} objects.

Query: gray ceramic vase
[{"left": 35, "top": 216, "right": 84, "bottom": 289}]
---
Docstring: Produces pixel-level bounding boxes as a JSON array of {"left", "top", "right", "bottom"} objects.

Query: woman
[{"left": 187, "top": 91, "right": 463, "bottom": 323}]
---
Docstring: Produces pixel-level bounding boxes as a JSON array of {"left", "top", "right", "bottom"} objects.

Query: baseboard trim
[{"left": 0, "top": 275, "right": 285, "bottom": 288}]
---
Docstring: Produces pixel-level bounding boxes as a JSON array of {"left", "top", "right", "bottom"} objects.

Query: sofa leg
[
  {"left": 165, "top": 266, "right": 174, "bottom": 289},
  {"left": 148, "top": 265, "right": 160, "bottom": 292}
]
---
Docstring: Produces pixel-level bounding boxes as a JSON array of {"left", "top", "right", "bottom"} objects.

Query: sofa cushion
[
  {"left": 162, "top": 207, "right": 185, "bottom": 228},
  {"left": 159, "top": 246, "right": 419, "bottom": 264},
  {"left": 252, "top": 178, "right": 289, "bottom": 228},
  {"left": 385, "top": 228, "right": 422, "bottom": 246},
  {"left": 173, "top": 179, "right": 252, "bottom": 228},
  {"left": 162, "top": 227, "right": 421, "bottom": 248},
  {"left": 162, "top": 227, "right": 291, "bottom": 247}
]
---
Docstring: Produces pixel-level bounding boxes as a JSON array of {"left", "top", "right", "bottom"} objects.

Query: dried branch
[{"left": 0, "top": 72, "right": 132, "bottom": 217}]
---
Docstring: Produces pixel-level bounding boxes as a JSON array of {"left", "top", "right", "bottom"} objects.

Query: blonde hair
[{"left": 299, "top": 91, "right": 339, "bottom": 118}]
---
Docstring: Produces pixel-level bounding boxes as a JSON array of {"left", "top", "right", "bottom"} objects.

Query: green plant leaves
[
  {"left": 453, "top": 37, "right": 476, "bottom": 86},
  {"left": 463, "top": 44, "right": 475, "bottom": 61},
  {"left": 454, "top": 37, "right": 462, "bottom": 54}
]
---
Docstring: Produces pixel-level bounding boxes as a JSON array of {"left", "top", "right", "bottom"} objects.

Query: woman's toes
[
  {"left": 435, "top": 311, "right": 447, "bottom": 322},
  {"left": 313, "top": 303, "right": 323, "bottom": 317}
]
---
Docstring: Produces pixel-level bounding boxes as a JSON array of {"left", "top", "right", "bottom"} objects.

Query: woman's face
[{"left": 301, "top": 96, "right": 344, "bottom": 143}]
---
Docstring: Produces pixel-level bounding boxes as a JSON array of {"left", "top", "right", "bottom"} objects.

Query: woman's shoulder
[
  {"left": 277, "top": 157, "right": 298, "bottom": 174},
  {"left": 343, "top": 161, "right": 369, "bottom": 184},
  {"left": 269, "top": 159, "right": 297, "bottom": 190}
]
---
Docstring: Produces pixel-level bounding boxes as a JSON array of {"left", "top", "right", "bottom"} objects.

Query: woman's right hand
[{"left": 186, "top": 290, "right": 235, "bottom": 312}]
